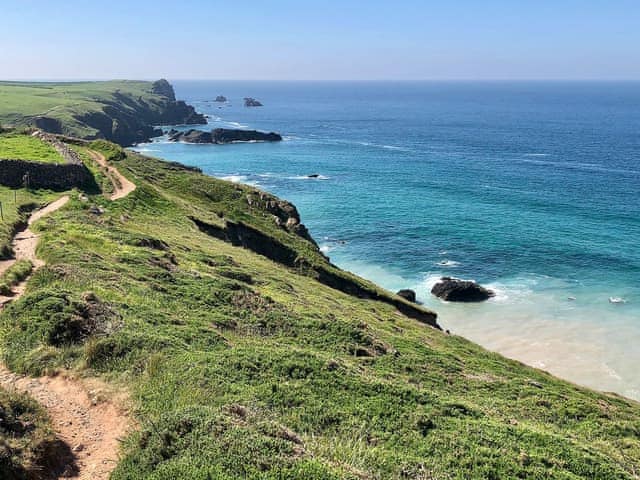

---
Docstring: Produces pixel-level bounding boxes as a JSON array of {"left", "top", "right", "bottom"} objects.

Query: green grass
[
  {"left": 0, "top": 80, "right": 175, "bottom": 142},
  {"left": 0, "top": 386, "right": 58, "bottom": 479},
  {"left": 0, "top": 132, "right": 63, "bottom": 163},
  {"left": 0, "top": 260, "right": 33, "bottom": 295},
  {"left": 0, "top": 143, "right": 639, "bottom": 478},
  {"left": 0, "top": 186, "right": 70, "bottom": 259},
  {"left": 68, "top": 143, "right": 114, "bottom": 196},
  {"left": 0, "top": 80, "right": 152, "bottom": 135}
]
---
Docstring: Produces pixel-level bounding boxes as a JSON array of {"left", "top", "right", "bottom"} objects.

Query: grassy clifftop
[
  {"left": 0, "top": 139, "right": 639, "bottom": 478},
  {"left": 0, "top": 80, "right": 204, "bottom": 146}
]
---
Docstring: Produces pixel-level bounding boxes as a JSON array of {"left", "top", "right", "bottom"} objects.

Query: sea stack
[{"left": 244, "top": 97, "right": 263, "bottom": 107}]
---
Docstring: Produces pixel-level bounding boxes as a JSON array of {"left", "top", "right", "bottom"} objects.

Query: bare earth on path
[
  {"left": 88, "top": 149, "right": 136, "bottom": 200},
  {"left": 0, "top": 367, "right": 131, "bottom": 479},
  {"left": 0, "top": 194, "right": 132, "bottom": 479}
]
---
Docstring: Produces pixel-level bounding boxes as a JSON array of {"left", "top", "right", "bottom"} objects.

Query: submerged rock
[
  {"left": 431, "top": 277, "right": 495, "bottom": 302},
  {"left": 397, "top": 289, "right": 417, "bottom": 303}
]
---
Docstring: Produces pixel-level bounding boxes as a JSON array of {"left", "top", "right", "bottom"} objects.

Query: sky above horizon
[{"left": 1, "top": 0, "right": 639, "bottom": 81}]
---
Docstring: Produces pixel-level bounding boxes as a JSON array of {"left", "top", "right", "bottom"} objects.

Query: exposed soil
[{"left": 87, "top": 149, "right": 136, "bottom": 200}]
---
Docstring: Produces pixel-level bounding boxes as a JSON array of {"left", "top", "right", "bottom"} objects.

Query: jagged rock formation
[
  {"left": 431, "top": 277, "right": 495, "bottom": 302},
  {"left": 168, "top": 128, "right": 282, "bottom": 144},
  {"left": 244, "top": 97, "right": 263, "bottom": 107},
  {"left": 215, "top": 95, "right": 227, "bottom": 102},
  {"left": 151, "top": 79, "right": 176, "bottom": 101},
  {"left": 246, "top": 191, "right": 316, "bottom": 245}
]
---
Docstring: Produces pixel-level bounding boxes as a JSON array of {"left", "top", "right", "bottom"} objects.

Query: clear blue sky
[{"left": 1, "top": 0, "right": 639, "bottom": 80}]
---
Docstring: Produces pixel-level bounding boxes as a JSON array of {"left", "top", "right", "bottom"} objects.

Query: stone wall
[{"left": 0, "top": 159, "right": 93, "bottom": 190}]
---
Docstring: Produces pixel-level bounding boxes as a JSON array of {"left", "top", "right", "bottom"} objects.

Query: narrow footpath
[
  {"left": 0, "top": 149, "right": 136, "bottom": 479},
  {"left": 88, "top": 149, "right": 136, "bottom": 200}
]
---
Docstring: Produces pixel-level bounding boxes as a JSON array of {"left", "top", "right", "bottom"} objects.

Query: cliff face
[
  {"left": 1, "top": 79, "right": 206, "bottom": 147},
  {"left": 71, "top": 80, "right": 206, "bottom": 146}
]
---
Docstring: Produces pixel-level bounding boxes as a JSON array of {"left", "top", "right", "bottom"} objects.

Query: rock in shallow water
[{"left": 431, "top": 277, "right": 495, "bottom": 302}]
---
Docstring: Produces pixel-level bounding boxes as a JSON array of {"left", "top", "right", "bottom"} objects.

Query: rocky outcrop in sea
[
  {"left": 244, "top": 97, "right": 263, "bottom": 107},
  {"left": 168, "top": 128, "right": 282, "bottom": 144},
  {"left": 431, "top": 277, "right": 495, "bottom": 302}
]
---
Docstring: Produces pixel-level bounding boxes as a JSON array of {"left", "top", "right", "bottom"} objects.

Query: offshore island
[{"left": 0, "top": 79, "right": 639, "bottom": 479}]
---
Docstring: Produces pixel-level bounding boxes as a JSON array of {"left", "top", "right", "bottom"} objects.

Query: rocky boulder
[
  {"left": 244, "top": 97, "right": 263, "bottom": 107},
  {"left": 431, "top": 277, "right": 495, "bottom": 302},
  {"left": 215, "top": 95, "right": 228, "bottom": 102},
  {"left": 397, "top": 289, "right": 417, "bottom": 303}
]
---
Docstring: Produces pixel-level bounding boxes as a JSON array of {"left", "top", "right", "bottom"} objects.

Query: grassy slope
[
  {"left": 0, "top": 145, "right": 639, "bottom": 479},
  {"left": 0, "top": 386, "right": 57, "bottom": 479},
  {"left": 0, "top": 80, "right": 162, "bottom": 139},
  {"left": 0, "top": 186, "right": 68, "bottom": 259},
  {"left": 0, "top": 132, "right": 63, "bottom": 163}
]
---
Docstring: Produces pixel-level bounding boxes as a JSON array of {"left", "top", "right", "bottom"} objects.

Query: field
[
  {"left": 0, "top": 132, "right": 63, "bottom": 163},
  {"left": 0, "top": 140, "right": 639, "bottom": 479},
  {"left": 0, "top": 80, "right": 153, "bottom": 138}
]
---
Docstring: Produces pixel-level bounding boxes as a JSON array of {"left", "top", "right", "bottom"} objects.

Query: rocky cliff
[{"left": 1, "top": 80, "right": 206, "bottom": 147}]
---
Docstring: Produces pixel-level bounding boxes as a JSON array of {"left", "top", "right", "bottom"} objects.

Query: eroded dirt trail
[
  {"left": 88, "top": 149, "right": 136, "bottom": 200},
  {"left": 0, "top": 368, "right": 130, "bottom": 479},
  {"left": 0, "top": 195, "right": 132, "bottom": 479},
  {"left": 0, "top": 196, "right": 70, "bottom": 305}
]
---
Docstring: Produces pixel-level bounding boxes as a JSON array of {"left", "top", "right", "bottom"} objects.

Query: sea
[{"left": 133, "top": 81, "right": 640, "bottom": 400}]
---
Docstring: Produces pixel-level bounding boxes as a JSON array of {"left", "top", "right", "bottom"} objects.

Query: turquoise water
[{"left": 134, "top": 81, "right": 640, "bottom": 399}]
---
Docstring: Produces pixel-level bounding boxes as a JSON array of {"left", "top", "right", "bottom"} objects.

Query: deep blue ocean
[{"left": 134, "top": 81, "right": 640, "bottom": 399}]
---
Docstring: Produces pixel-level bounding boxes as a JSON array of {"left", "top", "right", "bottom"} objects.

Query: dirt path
[
  {"left": 0, "top": 368, "right": 130, "bottom": 479},
  {"left": 0, "top": 196, "right": 70, "bottom": 305},
  {"left": 87, "top": 149, "right": 136, "bottom": 200},
  {"left": 0, "top": 196, "right": 131, "bottom": 479}
]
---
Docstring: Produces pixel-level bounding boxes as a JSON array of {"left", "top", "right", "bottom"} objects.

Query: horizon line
[{"left": 2, "top": 78, "right": 640, "bottom": 83}]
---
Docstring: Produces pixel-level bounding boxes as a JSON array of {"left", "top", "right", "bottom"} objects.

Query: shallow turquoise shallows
[{"left": 134, "top": 81, "right": 640, "bottom": 399}]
